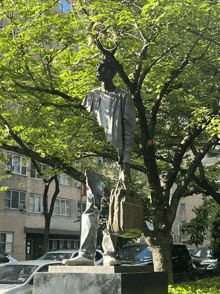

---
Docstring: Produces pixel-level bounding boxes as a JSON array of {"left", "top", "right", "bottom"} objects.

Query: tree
[
  {"left": 31, "top": 160, "right": 60, "bottom": 254},
  {"left": 1, "top": 0, "right": 220, "bottom": 283},
  {"left": 181, "top": 197, "right": 213, "bottom": 247},
  {"left": 182, "top": 197, "right": 220, "bottom": 257}
]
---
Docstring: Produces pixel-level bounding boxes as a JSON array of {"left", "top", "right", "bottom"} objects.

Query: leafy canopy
[{"left": 0, "top": 0, "right": 220, "bottom": 237}]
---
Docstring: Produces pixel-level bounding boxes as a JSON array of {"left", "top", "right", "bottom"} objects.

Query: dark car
[
  {"left": 187, "top": 248, "right": 196, "bottom": 256},
  {"left": 117, "top": 243, "right": 193, "bottom": 273},
  {"left": 191, "top": 247, "right": 217, "bottom": 269}
]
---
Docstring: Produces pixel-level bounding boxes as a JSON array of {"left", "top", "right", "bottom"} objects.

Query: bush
[{"left": 169, "top": 277, "right": 220, "bottom": 294}]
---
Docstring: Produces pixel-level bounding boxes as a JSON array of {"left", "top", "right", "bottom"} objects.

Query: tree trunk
[
  {"left": 146, "top": 234, "right": 174, "bottom": 285},
  {"left": 42, "top": 214, "right": 51, "bottom": 254}
]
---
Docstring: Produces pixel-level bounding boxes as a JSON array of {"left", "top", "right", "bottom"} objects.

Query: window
[
  {"left": 58, "top": 0, "right": 72, "bottom": 13},
  {"left": 31, "top": 162, "right": 48, "bottom": 179},
  {"left": 178, "top": 221, "right": 186, "bottom": 238},
  {"left": 5, "top": 190, "right": 26, "bottom": 210},
  {"left": 0, "top": 233, "right": 13, "bottom": 253},
  {"left": 29, "top": 195, "right": 44, "bottom": 213},
  {"left": 6, "top": 153, "right": 27, "bottom": 175},
  {"left": 58, "top": 173, "right": 71, "bottom": 186},
  {"left": 180, "top": 204, "right": 186, "bottom": 214},
  {"left": 48, "top": 239, "right": 79, "bottom": 251},
  {"left": 77, "top": 201, "right": 86, "bottom": 217},
  {"left": 55, "top": 199, "right": 71, "bottom": 216}
]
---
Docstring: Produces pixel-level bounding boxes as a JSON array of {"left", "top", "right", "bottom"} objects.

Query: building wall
[
  {"left": 0, "top": 152, "right": 84, "bottom": 261},
  {"left": 172, "top": 194, "right": 205, "bottom": 248},
  {"left": 172, "top": 153, "right": 219, "bottom": 248}
]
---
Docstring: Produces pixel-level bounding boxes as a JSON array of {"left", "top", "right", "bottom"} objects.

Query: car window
[
  {"left": 173, "top": 246, "right": 189, "bottom": 258},
  {"left": 40, "top": 253, "right": 72, "bottom": 261},
  {"left": 192, "top": 249, "right": 212, "bottom": 258},
  {"left": 95, "top": 252, "right": 102, "bottom": 261},
  {"left": 121, "top": 246, "right": 150, "bottom": 259},
  {"left": 0, "top": 264, "right": 37, "bottom": 284},
  {"left": 0, "top": 256, "right": 9, "bottom": 264},
  {"left": 193, "top": 249, "right": 202, "bottom": 257},
  {"left": 38, "top": 265, "right": 49, "bottom": 273},
  {"left": 135, "top": 248, "right": 152, "bottom": 259}
]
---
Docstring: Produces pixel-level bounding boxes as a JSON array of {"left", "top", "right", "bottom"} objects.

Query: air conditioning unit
[
  {"left": 6, "top": 165, "right": 14, "bottom": 173},
  {"left": 77, "top": 182, "right": 82, "bottom": 188},
  {"left": 19, "top": 205, "right": 26, "bottom": 212}
]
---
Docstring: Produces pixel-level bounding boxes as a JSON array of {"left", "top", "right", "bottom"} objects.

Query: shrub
[{"left": 169, "top": 277, "right": 220, "bottom": 294}]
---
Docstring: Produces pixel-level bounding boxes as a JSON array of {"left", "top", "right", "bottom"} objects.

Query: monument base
[{"left": 33, "top": 266, "right": 168, "bottom": 294}]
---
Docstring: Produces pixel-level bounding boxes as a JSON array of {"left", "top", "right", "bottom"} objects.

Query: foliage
[
  {"left": 1, "top": 0, "right": 220, "bottom": 284},
  {"left": 181, "top": 197, "right": 220, "bottom": 249},
  {"left": 169, "top": 277, "right": 220, "bottom": 294}
]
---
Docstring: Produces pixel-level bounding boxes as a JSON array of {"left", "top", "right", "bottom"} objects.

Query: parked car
[
  {"left": 117, "top": 243, "right": 193, "bottom": 273},
  {"left": 0, "top": 260, "right": 62, "bottom": 293},
  {"left": 0, "top": 253, "right": 17, "bottom": 267},
  {"left": 191, "top": 247, "right": 217, "bottom": 269},
  {"left": 38, "top": 249, "right": 103, "bottom": 265},
  {"left": 187, "top": 248, "right": 196, "bottom": 256}
]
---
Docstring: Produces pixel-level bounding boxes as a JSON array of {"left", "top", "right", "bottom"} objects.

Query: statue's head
[{"left": 96, "top": 55, "right": 118, "bottom": 81}]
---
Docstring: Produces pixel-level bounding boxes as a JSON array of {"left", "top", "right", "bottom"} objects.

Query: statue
[{"left": 62, "top": 55, "right": 136, "bottom": 267}]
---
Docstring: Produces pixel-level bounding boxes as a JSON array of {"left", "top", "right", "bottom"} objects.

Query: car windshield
[
  {"left": 121, "top": 246, "right": 152, "bottom": 260},
  {"left": 0, "top": 264, "right": 37, "bottom": 284},
  {"left": 39, "top": 252, "right": 72, "bottom": 261},
  {"left": 193, "top": 249, "right": 212, "bottom": 258}
]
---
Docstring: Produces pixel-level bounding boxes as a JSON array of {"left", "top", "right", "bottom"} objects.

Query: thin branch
[
  {"left": 150, "top": 37, "right": 201, "bottom": 139},
  {"left": 14, "top": 81, "right": 85, "bottom": 110},
  {"left": 169, "top": 134, "right": 220, "bottom": 224},
  {"left": 138, "top": 43, "right": 179, "bottom": 93},
  {"left": 192, "top": 174, "right": 220, "bottom": 206},
  {"left": 177, "top": 25, "right": 220, "bottom": 47},
  {"left": 79, "top": 152, "right": 147, "bottom": 174},
  {"left": 0, "top": 114, "right": 28, "bottom": 150},
  {"left": 190, "top": 144, "right": 206, "bottom": 181}
]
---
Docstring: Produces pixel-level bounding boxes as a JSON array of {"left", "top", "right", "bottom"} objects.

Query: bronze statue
[{"left": 62, "top": 55, "right": 136, "bottom": 267}]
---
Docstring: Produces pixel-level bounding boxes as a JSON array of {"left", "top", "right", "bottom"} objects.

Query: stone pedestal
[{"left": 33, "top": 266, "right": 168, "bottom": 294}]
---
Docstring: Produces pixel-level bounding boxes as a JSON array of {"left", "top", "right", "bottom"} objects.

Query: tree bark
[
  {"left": 42, "top": 214, "right": 51, "bottom": 254},
  {"left": 145, "top": 234, "right": 174, "bottom": 285}
]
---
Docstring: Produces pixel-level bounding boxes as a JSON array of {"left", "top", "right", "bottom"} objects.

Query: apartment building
[{"left": 0, "top": 151, "right": 86, "bottom": 260}]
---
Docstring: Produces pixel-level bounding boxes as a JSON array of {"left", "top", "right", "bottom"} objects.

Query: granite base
[{"left": 33, "top": 266, "right": 168, "bottom": 294}]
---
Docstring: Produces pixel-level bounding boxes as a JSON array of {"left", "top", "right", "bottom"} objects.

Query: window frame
[
  {"left": 30, "top": 163, "right": 48, "bottom": 179},
  {"left": 0, "top": 232, "right": 14, "bottom": 253},
  {"left": 55, "top": 198, "right": 71, "bottom": 216},
  {"left": 29, "top": 194, "right": 44, "bottom": 213},
  {"left": 180, "top": 203, "right": 186, "bottom": 214},
  {"left": 6, "top": 153, "right": 27, "bottom": 176},
  {"left": 4, "top": 190, "right": 26, "bottom": 210},
  {"left": 58, "top": 0, "right": 72, "bottom": 13}
]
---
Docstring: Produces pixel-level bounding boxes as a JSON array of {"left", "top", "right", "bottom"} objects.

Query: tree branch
[
  {"left": 192, "top": 174, "right": 220, "bottom": 206},
  {"left": 137, "top": 43, "right": 179, "bottom": 94},
  {"left": 14, "top": 81, "right": 85, "bottom": 110},
  {"left": 169, "top": 134, "right": 220, "bottom": 224},
  {"left": 149, "top": 37, "right": 201, "bottom": 138}
]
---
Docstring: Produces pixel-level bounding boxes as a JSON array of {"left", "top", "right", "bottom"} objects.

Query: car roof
[
  {"left": 123, "top": 243, "right": 188, "bottom": 248},
  {"left": 3, "top": 260, "right": 62, "bottom": 266},
  {"left": 44, "top": 249, "right": 78, "bottom": 254}
]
